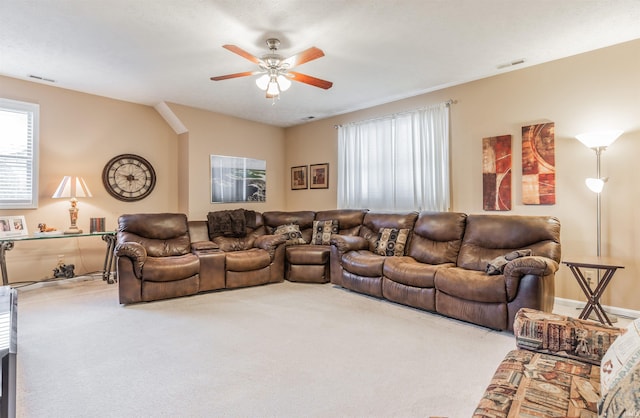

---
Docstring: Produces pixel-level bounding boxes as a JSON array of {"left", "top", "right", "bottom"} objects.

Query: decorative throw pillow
[
  {"left": 600, "top": 318, "right": 640, "bottom": 399},
  {"left": 374, "top": 228, "right": 410, "bottom": 256},
  {"left": 486, "top": 249, "right": 533, "bottom": 275},
  {"left": 514, "top": 308, "right": 622, "bottom": 365},
  {"left": 274, "top": 223, "right": 306, "bottom": 245},
  {"left": 311, "top": 219, "right": 339, "bottom": 245},
  {"left": 599, "top": 361, "right": 640, "bottom": 417}
]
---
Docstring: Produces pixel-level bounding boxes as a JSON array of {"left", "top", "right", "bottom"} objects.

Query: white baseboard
[{"left": 554, "top": 297, "right": 640, "bottom": 320}]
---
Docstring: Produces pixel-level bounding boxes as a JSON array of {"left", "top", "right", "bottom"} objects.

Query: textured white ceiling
[{"left": 2, "top": 0, "right": 640, "bottom": 127}]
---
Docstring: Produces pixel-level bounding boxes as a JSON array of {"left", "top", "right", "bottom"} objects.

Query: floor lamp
[
  {"left": 575, "top": 130, "right": 623, "bottom": 321},
  {"left": 575, "top": 130, "right": 623, "bottom": 256}
]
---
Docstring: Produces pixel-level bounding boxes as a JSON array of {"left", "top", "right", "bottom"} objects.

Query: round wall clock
[{"left": 102, "top": 154, "right": 157, "bottom": 202}]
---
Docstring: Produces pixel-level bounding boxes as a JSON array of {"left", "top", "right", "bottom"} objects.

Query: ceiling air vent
[
  {"left": 28, "top": 74, "right": 56, "bottom": 82},
  {"left": 497, "top": 59, "right": 525, "bottom": 70}
]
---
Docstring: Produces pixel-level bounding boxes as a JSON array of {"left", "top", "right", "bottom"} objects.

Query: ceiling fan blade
[
  {"left": 222, "top": 44, "right": 262, "bottom": 64},
  {"left": 210, "top": 71, "right": 259, "bottom": 81},
  {"left": 282, "top": 47, "right": 325, "bottom": 68},
  {"left": 288, "top": 71, "right": 333, "bottom": 89}
]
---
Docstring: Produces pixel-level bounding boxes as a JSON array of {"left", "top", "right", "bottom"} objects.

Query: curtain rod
[{"left": 334, "top": 99, "right": 457, "bottom": 129}]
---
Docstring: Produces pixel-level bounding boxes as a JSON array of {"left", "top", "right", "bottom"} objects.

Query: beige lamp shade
[
  {"left": 575, "top": 130, "right": 624, "bottom": 149},
  {"left": 52, "top": 176, "right": 92, "bottom": 234},
  {"left": 52, "top": 176, "right": 93, "bottom": 199}
]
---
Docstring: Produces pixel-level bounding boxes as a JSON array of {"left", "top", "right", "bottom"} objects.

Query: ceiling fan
[{"left": 210, "top": 38, "right": 333, "bottom": 100}]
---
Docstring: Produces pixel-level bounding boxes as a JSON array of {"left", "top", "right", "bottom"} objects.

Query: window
[
  {"left": 337, "top": 102, "right": 450, "bottom": 212},
  {"left": 0, "top": 98, "right": 40, "bottom": 209}
]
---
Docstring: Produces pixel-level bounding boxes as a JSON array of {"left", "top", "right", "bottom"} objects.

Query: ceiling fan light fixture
[
  {"left": 266, "top": 78, "right": 280, "bottom": 96},
  {"left": 255, "top": 74, "right": 270, "bottom": 90},
  {"left": 277, "top": 75, "right": 291, "bottom": 91}
]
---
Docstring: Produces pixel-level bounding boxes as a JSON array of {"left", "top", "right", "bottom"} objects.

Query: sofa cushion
[
  {"left": 360, "top": 212, "right": 419, "bottom": 249},
  {"left": 374, "top": 228, "right": 410, "bottom": 256},
  {"left": 342, "top": 250, "right": 386, "bottom": 277},
  {"left": 434, "top": 267, "right": 507, "bottom": 303},
  {"left": 286, "top": 245, "right": 330, "bottom": 265},
  {"left": 383, "top": 256, "right": 444, "bottom": 288},
  {"left": 406, "top": 211, "right": 467, "bottom": 265},
  {"left": 118, "top": 213, "right": 192, "bottom": 257},
  {"left": 600, "top": 318, "right": 640, "bottom": 398},
  {"left": 315, "top": 209, "right": 367, "bottom": 236},
  {"left": 274, "top": 223, "right": 306, "bottom": 245},
  {"left": 142, "top": 254, "right": 200, "bottom": 282},
  {"left": 474, "top": 349, "right": 601, "bottom": 417},
  {"left": 457, "top": 214, "right": 561, "bottom": 271},
  {"left": 225, "top": 248, "right": 271, "bottom": 271},
  {"left": 263, "top": 211, "right": 315, "bottom": 242},
  {"left": 311, "top": 219, "right": 339, "bottom": 245},
  {"left": 207, "top": 208, "right": 252, "bottom": 238}
]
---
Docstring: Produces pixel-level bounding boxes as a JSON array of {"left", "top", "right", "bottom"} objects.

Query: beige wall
[
  {"left": 284, "top": 39, "right": 640, "bottom": 312},
  {"left": 0, "top": 76, "right": 179, "bottom": 283},
  {"left": 166, "top": 103, "right": 286, "bottom": 219},
  {"left": 284, "top": 122, "right": 338, "bottom": 209}
]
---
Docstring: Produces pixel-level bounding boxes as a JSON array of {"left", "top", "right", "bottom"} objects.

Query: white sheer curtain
[{"left": 337, "top": 102, "right": 450, "bottom": 211}]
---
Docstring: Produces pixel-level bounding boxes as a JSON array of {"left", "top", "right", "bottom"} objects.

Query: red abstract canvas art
[
  {"left": 522, "top": 123, "right": 555, "bottom": 205},
  {"left": 482, "top": 135, "right": 512, "bottom": 211}
]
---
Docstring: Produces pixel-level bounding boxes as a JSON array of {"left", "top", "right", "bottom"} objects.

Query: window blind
[{"left": 0, "top": 99, "right": 39, "bottom": 209}]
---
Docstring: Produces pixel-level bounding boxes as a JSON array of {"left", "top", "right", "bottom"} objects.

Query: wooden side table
[{"left": 562, "top": 257, "right": 624, "bottom": 326}]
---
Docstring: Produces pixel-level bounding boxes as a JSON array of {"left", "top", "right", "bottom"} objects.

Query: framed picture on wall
[
  {"left": 210, "top": 155, "right": 266, "bottom": 203},
  {"left": 310, "top": 163, "right": 329, "bottom": 189},
  {"left": 291, "top": 165, "right": 308, "bottom": 190}
]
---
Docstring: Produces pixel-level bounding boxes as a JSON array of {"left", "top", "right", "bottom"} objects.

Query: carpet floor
[{"left": 15, "top": 278, "right": 515, "bottom": 417}]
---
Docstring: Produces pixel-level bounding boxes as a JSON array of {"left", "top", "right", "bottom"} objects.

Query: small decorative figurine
[
  {"left": 53, "top": 264, "right": 75, "bottom": 278},
  {"left": 38, "top": 223, "right": 58, "bottom": 233}
]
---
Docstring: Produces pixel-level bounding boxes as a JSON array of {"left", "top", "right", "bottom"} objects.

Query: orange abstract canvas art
[
  {"left": 522, "top": 123, "right": 555, "bottom": 205},
  {"left": 482, "top": 135, "right": 512, "bottom": 211}
]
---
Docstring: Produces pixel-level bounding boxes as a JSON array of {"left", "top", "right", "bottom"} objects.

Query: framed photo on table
[
  {"left": 310, "top": 163, "right": 329, "bottom": 189},
  {"left": 291, "top": 165, "right": 308, "bottom": 190},
  {"left": 0, "top": 216, "right": 28, "bottom": 238}
]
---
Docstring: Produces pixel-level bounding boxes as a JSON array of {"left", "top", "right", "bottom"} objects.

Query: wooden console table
[
  {"left": 0, "top": 232, "right": 117, "bottom": 286},
  {"left": 562, "top": 257, "right": 624, "bottom": 326}
]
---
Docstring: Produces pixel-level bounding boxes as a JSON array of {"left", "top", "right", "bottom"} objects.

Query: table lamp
[{"left": 52, "top": 176, "right": 92, "bottom": 234}]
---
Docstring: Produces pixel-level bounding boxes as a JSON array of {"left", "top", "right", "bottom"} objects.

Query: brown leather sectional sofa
[{"left": 115, "top": 209, "right": 560, "bottom": 331}]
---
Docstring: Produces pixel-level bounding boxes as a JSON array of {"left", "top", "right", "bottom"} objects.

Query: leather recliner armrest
[
  {"left": 330, "top": 235, "right": 369, "bottom": 253},
  {"left": 254, "top": 234, "right": 287, "bottom": 260},
  {"left": 114, "top": 241, "right": 146, "bottom": 278},
  {"left": 504, "top": 256, "right": 559, "bottom": 278},
  {"left": 504, "top": 256, "right": 559, "bottom": 301},
  {"left": 254, "top": 234, "right": 287, "bottom": 250}
]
